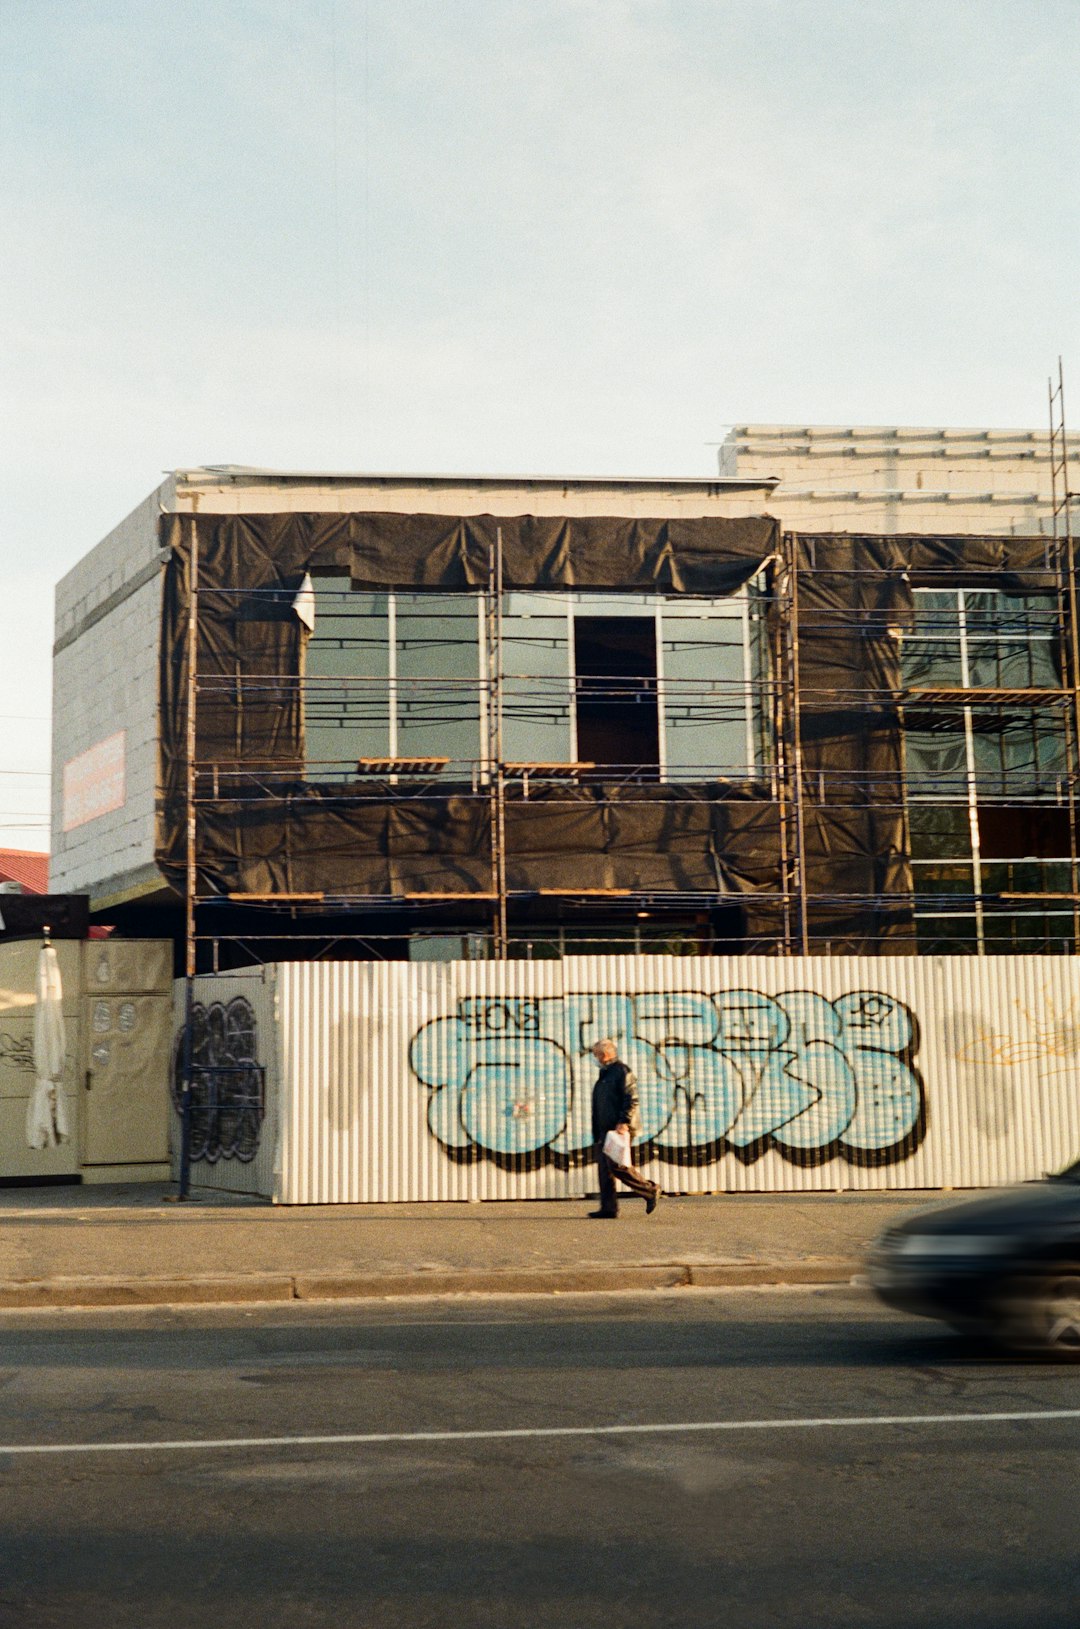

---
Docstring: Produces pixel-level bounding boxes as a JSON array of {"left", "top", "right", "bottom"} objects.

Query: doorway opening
[{"left": 573, "top": 616, "right": 660, "bottom": 771}]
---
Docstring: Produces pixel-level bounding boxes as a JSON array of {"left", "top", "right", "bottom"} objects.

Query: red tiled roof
[{"left": 0, "top": 850, "right": 49, "bottom": 894}]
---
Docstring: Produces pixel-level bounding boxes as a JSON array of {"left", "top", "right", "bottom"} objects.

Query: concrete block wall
[
  {"left": 729, "top": 425, "right": 1058, "bottom": 537},
  {"left": 167, "top": 469, "right": 775, "bottom": 521},
  {"left": 50, "top": 482, "right": 172, "bottom": 900}
]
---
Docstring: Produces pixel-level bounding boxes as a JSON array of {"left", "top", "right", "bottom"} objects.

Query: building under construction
[
  {"left": 44, "top": 418, "right": 1080, "bottom": 1202},
  {"left": 51, "top": 421, "right": 1080, "bottom": 973}
]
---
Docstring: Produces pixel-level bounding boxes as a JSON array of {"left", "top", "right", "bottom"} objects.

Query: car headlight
[{"left": 892, "top": 1234, "right": 1002, "bottom": 1257}]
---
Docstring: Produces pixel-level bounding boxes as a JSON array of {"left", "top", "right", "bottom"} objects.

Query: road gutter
[{"left": 0, "top": 1259, "right": 860, "bottom": 1310}]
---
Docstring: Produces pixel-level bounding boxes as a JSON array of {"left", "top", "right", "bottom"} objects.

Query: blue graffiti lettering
[{"left": 407, "top": 988, "right": 926, "bottom": 1171}]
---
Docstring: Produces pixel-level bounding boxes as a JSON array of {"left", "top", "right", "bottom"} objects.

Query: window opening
[
  {"left": 573, "top": 615, "right": 660, "bottom": 772},
  {"left": 395, "top": 591, "right": 481, "bottom": 768},
  {"left": 904, "top": 586, "right": 1072, "bottom": 954},
  {"left": 303, "top": 579, "right": 390, "bottom": 777}
]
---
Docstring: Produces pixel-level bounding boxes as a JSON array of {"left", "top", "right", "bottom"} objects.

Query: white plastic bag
[{"left": 603, "top": 1128, "right": 632, "bottom": 1167}]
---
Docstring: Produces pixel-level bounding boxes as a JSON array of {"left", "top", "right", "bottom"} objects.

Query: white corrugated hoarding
[
  {"left": 169, "top": 969, "right": 278, "bottom": 1197},
  {"left": 173, "top": 955, "right": 1080, "bottom": 1204}
]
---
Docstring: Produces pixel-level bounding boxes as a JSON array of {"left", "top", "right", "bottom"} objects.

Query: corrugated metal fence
[{"left": 176, "top": 955, "right": 1080, "bottom": 1204}]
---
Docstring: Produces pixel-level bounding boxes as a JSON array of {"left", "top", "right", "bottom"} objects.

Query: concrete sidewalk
[{"left": 0, "top": 1181, "right": 952, "bottom": 1309}]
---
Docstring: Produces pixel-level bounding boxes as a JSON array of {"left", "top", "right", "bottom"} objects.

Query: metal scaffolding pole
[
  {"left": 788, "top": 532, "right": 810, "bottom": 956},
  {"left": 487, "top": 525, "right": 508, "bottom": 958},
  {"left": 178, "top": 514, "right": 199, "bottom": 1200},
  {"left": 774, "top": 530, "right": 809, "bottom": 955},
  {"left": 172, "top": 491, "right": 1079, "bottom": 966},
  {"left": 769, "top": 554, "right": 793, "bottom": 954},
  {"left": 1049, "top": 357, "right": 1080, "bottom": 953}
]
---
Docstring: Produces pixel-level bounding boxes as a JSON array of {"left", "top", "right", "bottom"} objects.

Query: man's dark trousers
[{"left": 595, "top": 1143, "right": 658, "bottom": 1217}]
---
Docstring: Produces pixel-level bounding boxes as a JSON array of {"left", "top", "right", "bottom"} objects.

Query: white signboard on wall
[{"left": 62, "top": 731, "right": 126, "bottom": 831}]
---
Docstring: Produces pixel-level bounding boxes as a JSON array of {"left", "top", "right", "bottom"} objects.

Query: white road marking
[{"left": 3, "top": 1408, "right": 1080, "bottom": 1457}]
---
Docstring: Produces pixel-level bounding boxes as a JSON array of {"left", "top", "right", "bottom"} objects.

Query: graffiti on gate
[
  {"left": 171, "top": 997, "right": 265, "bottom": 1163},
  {"left": 409, "top": 989, "right": 926, "bottom": 1170}
]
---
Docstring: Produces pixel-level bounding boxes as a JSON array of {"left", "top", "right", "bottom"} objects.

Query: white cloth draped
[{"left": 26, "top": 941, "right": 69, "bottom": 1149}]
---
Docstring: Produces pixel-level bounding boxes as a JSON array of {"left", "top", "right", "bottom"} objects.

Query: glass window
[
  {"left": 910, "top": 859, "right": 978, "bottom": 900},
  {"left": 903, "top": 590, "right": 963, "bottom": 688},
  {"left": 915, "top": 914, "right": 981, "bottom": 954},
  {"left": 904, "top": 584, "right": 1074, "bottom": 952},
  {"left": 409, "top": 934, "right": 490, "bottom": 962},
  {"left": 496, "top": 589, "right": 758, "bottom": 781},
  {"left": 971, "top": 710, "right": 1068, "bottom": 800},
  {"left": 302, "top": 582, "right": 764, "bottom": 789},
  {"left": 982, "top": 910, "right": 1074, "bottom": 955},
  {"left": 964, "top": 591, "right": 1061, "bottom": 689},
  {"left": 903, "top": 723, "right": 969, "bottom": 800},
  {"left": 396, "top": 592, "right": 481, "bottom": 767},
  {"left": 502, "top": 593, "right": 573, "bottom": 763},
  {"left": 304, "top": 579, "right": 389, "bottom": 778},
  {"left": 661, "top": 600, "right": 751, "bottom": 779},
  {"left": 907, "top": 805, "right": 972, "bottom": 860}
]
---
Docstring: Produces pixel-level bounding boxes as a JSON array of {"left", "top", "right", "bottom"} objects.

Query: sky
[{"left": 2, "top": 0, "right": 1079, "bottom": 851}]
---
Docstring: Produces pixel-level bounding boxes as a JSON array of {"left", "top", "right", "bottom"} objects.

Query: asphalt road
[{"left": 0, "top": 1287, "right": 1078, "bottom": 1629}]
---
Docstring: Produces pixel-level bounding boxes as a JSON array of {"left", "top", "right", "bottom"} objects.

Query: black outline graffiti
[
  {"left": 171, "top": 997, "right": 264, "bottom": 1163},
  {"left": 0, "top": 1032, "right": 34, "bottom": 1075},
  {"left": 409, "top": 988, "right": 928, "bottom": 1174}
]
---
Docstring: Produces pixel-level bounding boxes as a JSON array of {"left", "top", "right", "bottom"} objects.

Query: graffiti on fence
[
  {"left": 171, "top": 997, "right": 264, "bottom": 1163},
  {"left": 0, "top": 1032, "right": 34, "bottom": 1075},
  {"left": 409, "top": 989, "right": 926, "bottom": 1170}
]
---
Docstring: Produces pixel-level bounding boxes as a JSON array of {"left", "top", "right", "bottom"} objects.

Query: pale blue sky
[{"left": 2, "top": 0, "right": 1079, "bottom": 847}]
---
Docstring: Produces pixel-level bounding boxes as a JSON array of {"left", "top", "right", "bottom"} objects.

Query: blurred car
[{"left": 868, "top": 1163, "right": 1080, "bottom": 1357}]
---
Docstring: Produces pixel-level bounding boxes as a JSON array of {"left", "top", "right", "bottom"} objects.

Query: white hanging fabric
[
  {"left": 26, "top": 938, "right": 69, "bottom": 1149},
  {"left": 292, "top": 571, "right": 316, "bottom": 632}
]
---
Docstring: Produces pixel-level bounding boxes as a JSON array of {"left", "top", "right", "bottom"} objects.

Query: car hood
[{"left": 893, "top": 1181, "right": 1080, "bottom": 1238}]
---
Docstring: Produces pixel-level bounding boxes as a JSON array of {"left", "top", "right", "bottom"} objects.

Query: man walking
[{"left": 589, "top": 1038, "right": 661, "bottom": 1219}]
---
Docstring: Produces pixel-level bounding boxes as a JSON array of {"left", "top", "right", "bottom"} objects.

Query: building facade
[{"left": 52, "top": 454, "right": 1079, "bottom": 969}]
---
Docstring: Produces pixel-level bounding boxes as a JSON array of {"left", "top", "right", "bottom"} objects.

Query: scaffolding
[
  {"left": 174, "top": 520, "right": 1080, "bottom": 963},
  {"left": 164, "top": 433, "right": 1080, "bottom": 977},
  {"left": 169, "top": 420, "right": 1080, "bottom": 1187}
]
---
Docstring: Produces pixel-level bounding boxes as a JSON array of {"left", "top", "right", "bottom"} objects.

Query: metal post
[
  {"left": 771, "top": 554, "right": 793, "bottom": 954},
  {"left": 179, "top": 515, "right": 199, "bottom": 1200},
  {"left": 956, "top": 592, "right": 985, "bottom": 954},
  {"left": 487, "top": 526, "right": 508, "bottom": 958},
  {"left": 787, "top": 531, "right": 810, "bottom": 956},
  {"left": 1050, "top": 360, "right": 1080, "bottom": 953}
]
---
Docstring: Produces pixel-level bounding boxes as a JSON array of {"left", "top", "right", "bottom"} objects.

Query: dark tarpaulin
[
  {"left": 156, "top": 513, "right": 1059, "bottom": 955},
  {"left": 157, "top": 507, "right": 778, "bottom": 902},
  {"left": 174, "top": 781, "right": 781, "bottom": 904},
  {"left": 790, "top": 533, "right": 913, "bottom": 948},
  {"left": 786, "top": 530, "right": 1059, "bottom": 949},
  {"left": 907, "top": 532, "right": 1057, "bottom": 594},
  {"left": 157, "top": 505, "right": 776, "bottom": 801},
  {"left": 0, "top": 895, "right": 89, "bottom": 942},
  {"left": 160, "top": 510, "right": 778, "bottom": 595}
]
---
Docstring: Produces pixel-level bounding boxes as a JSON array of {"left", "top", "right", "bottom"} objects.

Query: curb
[
  {"left": 0, "top": 1259, "right": 860, "bottom": 1310},
  {"left": 0, "top": 1274, "right": 296, "bottom": 1309}
]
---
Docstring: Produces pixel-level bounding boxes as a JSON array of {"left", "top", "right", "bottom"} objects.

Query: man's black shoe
[
  {"left": 588, "top": 1210, "right": 618, "bottom": 1219},
  {"left": 645, "top": 1186, "right": 660, "bottom": 1216}
]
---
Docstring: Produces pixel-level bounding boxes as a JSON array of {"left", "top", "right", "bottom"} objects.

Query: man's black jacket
[{"left": 591, "top": 1060, "right": 639, "bottom": 1142}]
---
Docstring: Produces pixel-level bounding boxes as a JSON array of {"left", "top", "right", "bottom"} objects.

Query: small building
[
  {"left": 0, "top": 849, "right": 48, "bottom": 894},
  {"left": 0, "top": 933, "right": 173, "bottom": 1186}
]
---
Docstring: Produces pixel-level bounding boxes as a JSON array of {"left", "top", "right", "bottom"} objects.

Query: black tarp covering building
[{"left": 155, "top": 511, "right": 1062, "bottom": 956}]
